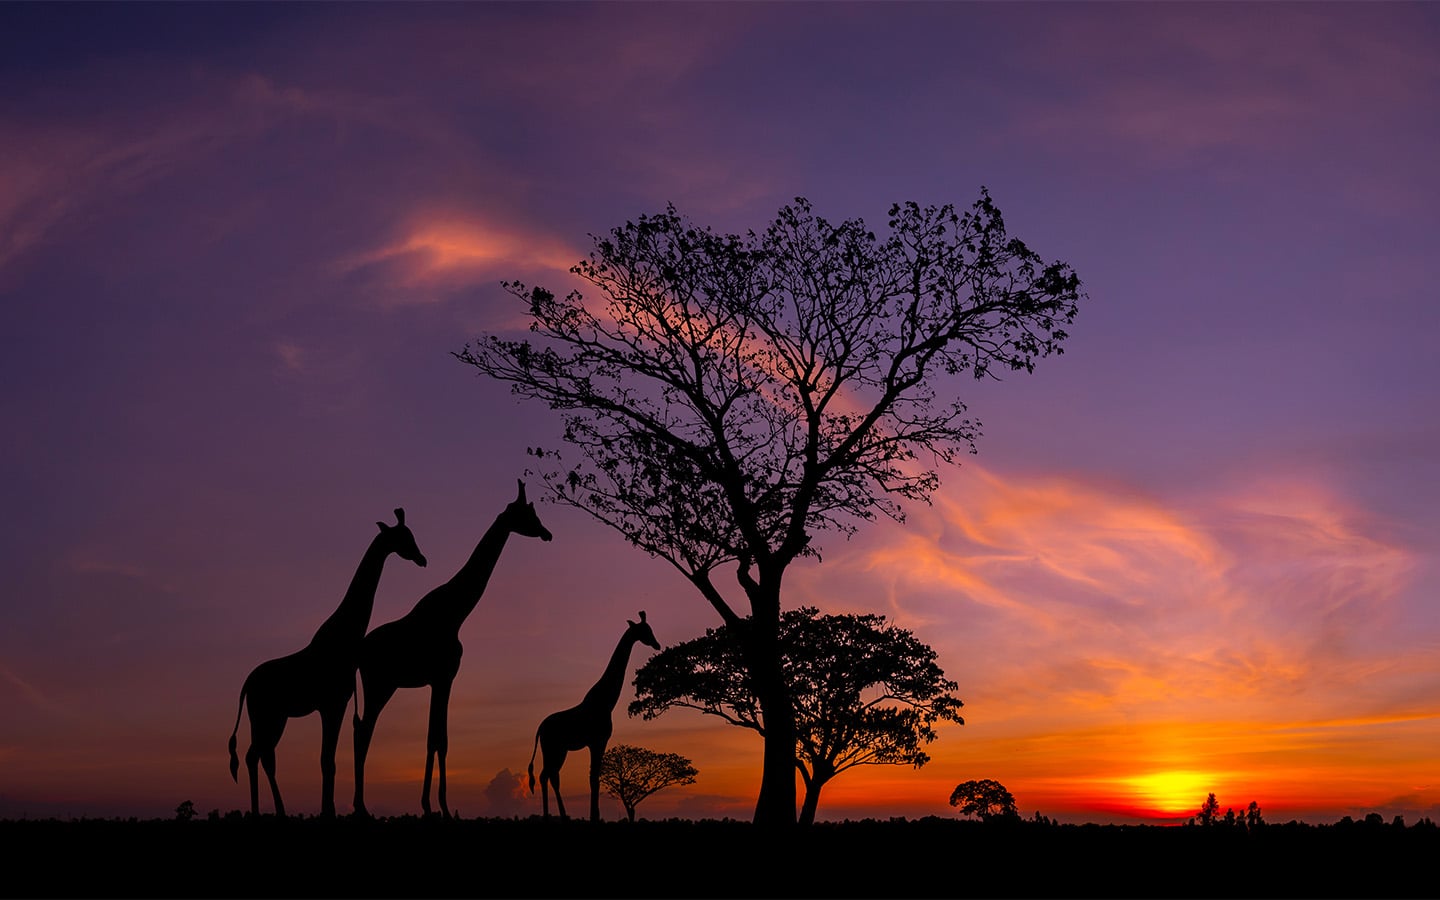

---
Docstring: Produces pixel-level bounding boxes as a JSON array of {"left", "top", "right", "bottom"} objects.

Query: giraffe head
[
  {"left": 628, "top": 610, "right": 661, "bottom": 651},
  {"left": 377, "top": 507, "right": 427, "bottom": 567},
  {"left": 505, "top": 480, "right": 554, "bottom": 542}
]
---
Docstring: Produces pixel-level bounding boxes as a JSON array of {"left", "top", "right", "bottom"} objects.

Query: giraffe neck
[
  {"left": 582, "top": 633, "right": 638, "bottom": 712},
  {"left": 432, "top": 511, "right": 511, "bottom": 631},
  {"left": 309, "top": 532, "right": 390, "bottom": 648}
]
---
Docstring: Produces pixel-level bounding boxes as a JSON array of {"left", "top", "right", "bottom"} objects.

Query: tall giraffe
[
  {"left": 227, "top": 508, "right": 427, "bottom": 817},
  {"left": 352, "top": 480, "right": 552, "bottom": 818},
  {"left": 528, "top": 611, "right": 660, "bottom": 822}
]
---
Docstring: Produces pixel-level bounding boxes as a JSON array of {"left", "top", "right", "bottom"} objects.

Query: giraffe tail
[{"left": 228, "top": 679, "right": 247, "bottom": 782}]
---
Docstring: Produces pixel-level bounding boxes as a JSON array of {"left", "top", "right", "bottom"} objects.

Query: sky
[{"left": 2, "top": 1, "right": 1438, "bottom": 825}]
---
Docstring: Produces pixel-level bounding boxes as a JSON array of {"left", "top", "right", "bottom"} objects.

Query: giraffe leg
[
  {"left": 421, "top": 752, "right": 434, "bottom": 816},
  {"left": 247, "top": 712, "right": 286, "bottom": 816},
  {"left": 589, "top": 743, "right": 605, "bottom": 823},
  {"left": 244, "top": 744, "right": 261, "bottom": 816},
  {"left": 421, "top": 679, "right": 452, "bottom": 817},
  {"left": 539, "top": 744, "right": 568, "bottom": 820},
  {"left": 318, "top": 701, "right": 344, "bottom": 819},
  {"left": 353, "top": 676, "right": 396, "bottom": 818},
  {"left": 260, "top": 741, "right": 285, "bottom": 818},
  {"left": 553, "top": 770, "right": 568, "bottom": 821},
  {"left": 427, "top": 679, "right": 453, "bottom": 818}
]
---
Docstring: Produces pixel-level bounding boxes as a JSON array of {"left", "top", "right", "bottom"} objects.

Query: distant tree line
[{"left": 1190, "top": 793, "right": 1265, "bottom": 829}]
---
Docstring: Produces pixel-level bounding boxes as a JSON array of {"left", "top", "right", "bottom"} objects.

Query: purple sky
[{"left": 2, "top": 2, "right": 1438, "bottom": 823}]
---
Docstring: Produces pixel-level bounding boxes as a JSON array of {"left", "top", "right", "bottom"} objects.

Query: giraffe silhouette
[
  {"left": 352, "top": 480, "right": 552, "bottom": 818},
  {"left": 529, "top": 611, "right": 661, "bottom": 822},
  {"left": 227, "top": 508, "right": 426, "bottom": 817}
]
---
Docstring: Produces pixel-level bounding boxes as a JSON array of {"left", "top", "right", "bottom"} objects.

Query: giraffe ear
[
  {"left": 516, "top": 479, "right": 527, "bottom": 503},
  {"left": 377, "top": 521, "right": 389, "bottom": 532}
]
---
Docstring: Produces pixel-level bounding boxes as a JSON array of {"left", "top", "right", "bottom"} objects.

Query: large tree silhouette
[
  {"left": 456, "top": 191, "right": 1082, "bottom": 825},
  {"left": 631, "top": 607, "right": 964, "bottom": 825}
]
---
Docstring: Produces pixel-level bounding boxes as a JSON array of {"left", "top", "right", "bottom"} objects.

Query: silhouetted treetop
[
  {"left": 1199, "top": 792, "right": 1220, "bottom": 827},
  {"left": 949, "top": 779, "right": 1019, "bottom": 821},
  {"left": 459, "top": 192, "right": 1081, "bottom": 584}
]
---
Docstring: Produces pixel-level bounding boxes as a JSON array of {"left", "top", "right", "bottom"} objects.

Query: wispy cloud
[
  {"left": 336, "top": 215, "right": 582, "bottom": 305},
  {"left": 782, "top": 460, "right": 1432, "bottom": 816}
]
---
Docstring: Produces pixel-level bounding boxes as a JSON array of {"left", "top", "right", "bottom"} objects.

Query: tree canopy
[
  {"left": 949, "top": 779, "right": 1019, "bottom": 821},
  {"left": 598, "top": 744, "right": 699, "bottom": 823},
  {"left": 457, "top": 192, "right": 1082, "bottom": 825},
  {"left": 630, "top": 606, "right": 964, "bottom": 825}
]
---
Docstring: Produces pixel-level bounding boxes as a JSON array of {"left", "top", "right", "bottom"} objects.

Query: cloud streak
[
  {"left": 337, "top": 215, "right": 582, "bottom": 304},
  {"left": 780, "top": 460, "right": 1434, "bottom": 817}
]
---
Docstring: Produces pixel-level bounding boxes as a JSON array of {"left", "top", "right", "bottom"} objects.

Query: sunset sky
[{"left": 3, "top": 2, "right": 1438, "bottom": 825}]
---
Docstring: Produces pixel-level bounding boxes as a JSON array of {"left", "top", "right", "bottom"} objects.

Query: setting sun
[{"left": 1122, "top": 771, "right": 1217, "bottom": 817}]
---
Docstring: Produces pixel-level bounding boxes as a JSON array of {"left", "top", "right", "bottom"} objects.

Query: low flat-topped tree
[
  {"left": 630, "top": 607, "right": 963, "bottom": 825},
  {"left": 599, "top": 744, "right": 698, "bottom": 823}
]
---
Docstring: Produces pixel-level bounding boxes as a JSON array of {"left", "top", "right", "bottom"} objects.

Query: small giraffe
[
  {"left": 353, "top": 480, "right": 552, "bottom": 818},
  {"left": 528, "top": 611, "right": 661, "bottom": 822},
  {"left": 227, "top": 508, "right": 426, "bottom": 817}
]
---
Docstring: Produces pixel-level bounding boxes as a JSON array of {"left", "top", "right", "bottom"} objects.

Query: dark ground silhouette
[
  {"left": 528, "top": 611, "right": 661, "bottom": 822},
  {"left": 4, "top": 815, "right": 1435, "bottom": 898},
  {"left": 352, "top": 481, "right": 551, "bottom": 819}
]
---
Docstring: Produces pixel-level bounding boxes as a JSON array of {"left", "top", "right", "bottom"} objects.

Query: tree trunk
[
  {"left": 744, "top": 587, "right": 796, "bottom": 828},
  {"left": 751, "top": 665, "right": 796, "bottom": 827},
  {"left": 797, "top": 765, "right": 832, "bottom": 827},
  {"left": 798, "top": 781, "right": 821, "bottom": 826}
]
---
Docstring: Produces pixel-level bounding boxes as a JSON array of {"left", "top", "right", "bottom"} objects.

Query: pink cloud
[{"left": 337, "top": 215, "right": 582, "bottom": 303}]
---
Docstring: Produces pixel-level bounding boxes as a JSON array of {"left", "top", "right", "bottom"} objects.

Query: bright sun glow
[{"left": 1123, "top": 771, "right": 1216, "bottom": 816}]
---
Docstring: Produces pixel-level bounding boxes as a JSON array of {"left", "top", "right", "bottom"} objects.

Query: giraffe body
[
  {"left": 528, "top": 612, "right": 660, "bottom": 822},
  {"left": 227, "top": 508, "right": 426, "bottom": 817},
  {"left": 352, "top": 480, "right": 552, "bottom": 818}
]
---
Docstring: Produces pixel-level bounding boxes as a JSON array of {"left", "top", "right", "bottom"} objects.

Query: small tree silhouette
[
  {"left": 1245, "top": 800, "right": 1264, "bottom": 828},
  {"left": 1198, "top": 792, "right": 1220, "bottom": 826},
  {"left": 174, "top": 800, "right": 196, "bottom": 822},
  {"left": 598, "top": 744, "right": 698, "bottom": 822},
  {"left": 949, "top": 779, "right": 1018, "bottom": 820}
]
